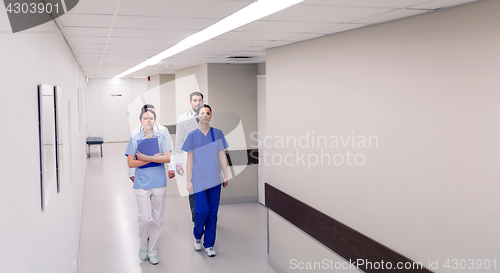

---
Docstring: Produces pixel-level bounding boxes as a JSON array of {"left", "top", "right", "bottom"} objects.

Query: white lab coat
[{"left": 174, "top": 109, "right": 199, "bottom": 185}]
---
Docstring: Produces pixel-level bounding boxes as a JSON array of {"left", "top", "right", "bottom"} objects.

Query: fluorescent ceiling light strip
[{"left": 114, "top": 0, "right": 303, "bottom": 78}]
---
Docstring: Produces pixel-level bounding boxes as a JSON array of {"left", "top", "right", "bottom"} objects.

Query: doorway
[{"left": 102, "top": 84, "right": 131, "bottom": 142}]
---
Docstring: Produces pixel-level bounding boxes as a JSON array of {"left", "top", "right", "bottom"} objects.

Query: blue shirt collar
[{"left": 188, "top": 109, "right": 197, "bottom": 118}]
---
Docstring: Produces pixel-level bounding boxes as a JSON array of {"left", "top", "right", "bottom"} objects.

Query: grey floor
[{"left": 78, "top": 143, "right": 275, "bottom": 273}]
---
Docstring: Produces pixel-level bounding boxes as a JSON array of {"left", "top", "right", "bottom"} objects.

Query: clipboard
[{"left": 137, "top": 138, "right": 161, "bottom": 168}]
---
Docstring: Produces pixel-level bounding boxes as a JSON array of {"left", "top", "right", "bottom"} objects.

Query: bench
[{"left": 86, "top": 137, "right": 104, "bottom": 157}]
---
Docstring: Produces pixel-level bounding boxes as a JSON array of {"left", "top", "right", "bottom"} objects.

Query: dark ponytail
[{"left": 139, "top": 108, "right": 156, "bottom": 120}]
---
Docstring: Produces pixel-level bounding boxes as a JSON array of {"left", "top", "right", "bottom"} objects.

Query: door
[{"left": 102, "top": 84, "right": 131, "bottom": 142}]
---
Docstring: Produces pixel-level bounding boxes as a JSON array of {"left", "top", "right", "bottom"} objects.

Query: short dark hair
[
  {"left": 139, "top": 108, "right": 156, "bottom": 120},
  {"left": 141, "top": 104, "right": 155, "bottom": 112},
  {"left": 190, "top": 92, "right": 203, "bottom": 101},
  {"left": 196, "top": 104, "right": 212, "bottom": 115}
]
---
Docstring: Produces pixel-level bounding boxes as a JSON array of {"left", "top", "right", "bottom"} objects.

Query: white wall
[
  {"left": 257, "top": 75, "right": 267, "bottom": 204},
  {"left": 266, "top": 0, "right": 500, "bottom": 272},
  {"left": 0, "top": 9, "right": 87, "bottom": 273},
  {"left": 146, "top": 75, "right": 162, "bottom": 124}
]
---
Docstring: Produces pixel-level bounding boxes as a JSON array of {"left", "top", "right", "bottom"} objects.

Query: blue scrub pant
[{"left": 193, "top": 184, "right": 221, "bottom": 248}]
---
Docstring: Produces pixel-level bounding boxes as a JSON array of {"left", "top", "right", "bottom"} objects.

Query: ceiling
[{"left": 55, "top": 0, "right": 479, "bottom": 78}]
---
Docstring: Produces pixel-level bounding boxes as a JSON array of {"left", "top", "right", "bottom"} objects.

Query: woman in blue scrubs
[
  {"left": 182, "top": 104, "right": 229, "bottom": 257},
  {"left": 125, "top": 108, "right": 171, "bottom": 265}
]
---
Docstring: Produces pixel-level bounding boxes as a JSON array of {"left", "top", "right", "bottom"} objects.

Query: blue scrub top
[
  {"left": 181, "top": 127, "right": 229, "bottom": 192},
  {"left": 125, "top": 128, "right": 171, "bottom": 189}
]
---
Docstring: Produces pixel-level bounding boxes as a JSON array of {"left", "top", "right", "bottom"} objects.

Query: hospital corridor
[{"left": 1, "top": 0, "right": 499, "bottom": 272}]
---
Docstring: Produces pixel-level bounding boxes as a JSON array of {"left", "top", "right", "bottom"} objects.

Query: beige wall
[
  {"left": 266, "top": 0, "right": 500, "bottom": 272},
  {"left": 173, "top": 64, "right": 259, "bottom": 203},
  {"left": 159, "top": 74, "right": 176, "bottom": 126},
  {"left": 208, "top": 64, "right": 258, "bottom": 147},
  {"left": 175, "top": 64, "right": 208, "bottom": 118},
  {"left": 208, "top": 64, "right": 259, "bottom": 203},
  {"left": 257, "top": 62, "right": 266, "bottom": 75}
]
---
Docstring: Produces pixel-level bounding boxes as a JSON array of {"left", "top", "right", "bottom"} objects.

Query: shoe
[
  {"left": 139, "top": 248, "right": 148, "bottom": 261},
  {"left": 149, "top": 256, "right": 159, "bottom": 265},
  {"left": 205, "top": 247, "right": 216, "bottom": 257},
  {"left": 194, "top": 238, "right": 202, "bottom": 251}
]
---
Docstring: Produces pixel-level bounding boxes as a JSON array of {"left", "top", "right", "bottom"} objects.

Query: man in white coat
[
  {"left": 129, "top": 104, "right": 175, "bottom": 182},
  {"left": 175, "top": 92, "right": 204, "bottom": 222}
]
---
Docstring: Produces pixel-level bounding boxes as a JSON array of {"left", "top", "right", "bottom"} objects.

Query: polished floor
[{"left": 78, "top": 143, "right": 275, "bottom": 273}]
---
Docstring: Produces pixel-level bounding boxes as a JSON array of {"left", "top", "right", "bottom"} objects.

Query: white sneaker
[
  {"left": 205, "top": 247, "right": 216, "bottom": 257},
  {"left": 139, "top": 248, "right": 148, "bottom": 261},
  {"left": 149, "top": 256, "right": 159, "bottom": 265},
  {"left": 194, "top": 238, "right": 202, "bottom": 251}
]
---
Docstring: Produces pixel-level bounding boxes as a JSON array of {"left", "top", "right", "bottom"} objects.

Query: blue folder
[{"left": 137, "top": 138, "right": 161, "bottom": 168}]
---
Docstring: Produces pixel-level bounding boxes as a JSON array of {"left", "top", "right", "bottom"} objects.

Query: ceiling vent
[{"left": 224, "top": 56, "right": 255, "bottom": 62}]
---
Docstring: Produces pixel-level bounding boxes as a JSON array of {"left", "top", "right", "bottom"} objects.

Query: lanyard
[{"left": 210, "top": 127, "right": 215, "bottom": 142}]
